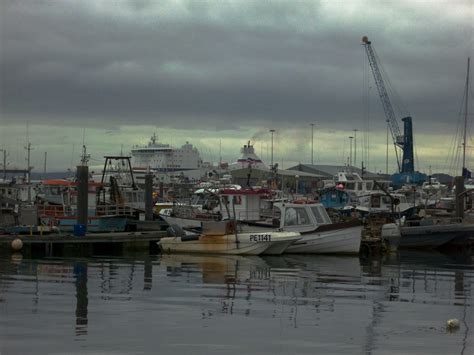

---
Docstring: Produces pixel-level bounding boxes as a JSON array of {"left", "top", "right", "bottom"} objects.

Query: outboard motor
[
  {"left": 167, "top": 224, "right": 186, "bottom": 238},
  {"left": 166, "top": 223, "right": 200, "bottom": 242}
]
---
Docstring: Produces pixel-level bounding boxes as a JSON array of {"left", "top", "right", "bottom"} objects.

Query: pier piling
[
  {"left": 455, "top": 176, "right": 465, "bottom": 219},
  {"left": 145, "top": 173, "right": 154, "bottom": 221},
  {"left": 76, "top": 165, "right": 89, "bottom": 230}
]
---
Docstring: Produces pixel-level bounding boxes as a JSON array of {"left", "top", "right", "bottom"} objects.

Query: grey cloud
[{"left": 1, "top": 0, "right": 473, "bottom": 135}]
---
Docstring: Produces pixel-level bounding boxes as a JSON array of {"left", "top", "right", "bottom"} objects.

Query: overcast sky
[{"left": 1, "top": 0, "right": 473, "bottom": 174}]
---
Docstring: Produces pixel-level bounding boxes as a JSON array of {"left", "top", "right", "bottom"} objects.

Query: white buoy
[
  {"left": 11, "top": 238, "right": 23, "bottom": 251},
  {"left": 446, "top": 318, "right": 460, "bottom": 331}
]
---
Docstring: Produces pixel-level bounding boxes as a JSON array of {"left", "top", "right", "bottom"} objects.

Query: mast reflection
[{"left": 73, "top": 261, "right": 88, "bottom": 337}]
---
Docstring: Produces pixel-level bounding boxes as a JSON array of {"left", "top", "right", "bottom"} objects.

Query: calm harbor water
[{"left": 0, "top": 251, "right": 473, "bottom": 355}]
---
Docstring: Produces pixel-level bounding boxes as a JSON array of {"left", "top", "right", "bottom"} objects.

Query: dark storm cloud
[{"left": 1, "top": 0, "right": 472, "bottom": 133}]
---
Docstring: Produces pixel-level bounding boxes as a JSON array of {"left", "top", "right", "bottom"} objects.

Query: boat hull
[
  {"left": 399, "top": 224, "right": 473, "bottom": 249},
  {"left": 383, "top": 222, "right": 474, "bottom": 250},
  {"left": 285, "top": 225, "right": 362, "bottom": 254},
  {"left": 158, "top": 232, "right": 300, "bottom": 255}
]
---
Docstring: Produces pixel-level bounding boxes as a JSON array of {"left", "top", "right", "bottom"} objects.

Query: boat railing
[
  {"left": 37, "top": 204, "right": 135, "bottom": 217},
  {"left": 96, "top": 204, "right": 135, "bottom": 216},
  {"left": 37, "top": 204, "right": 72, "bottom": 217},
  {"left": 260, "top": 208, "right": 277, "bottom": 219},
  {"left": 234, "top": 209, "right": 266, "bottom": 221}
]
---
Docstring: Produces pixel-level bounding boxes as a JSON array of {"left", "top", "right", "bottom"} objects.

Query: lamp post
[
  {"left": 0, "top": 149, "right": 7, "bottom": 180},
  {"left": 353, "top": 129, "right": 358, "bottom": 166},
  {"left": 310, "top": 123, "right": 315, "bottom": 165},
  {"left": 269, "top": 129, "right": 275, "bottom": 168},
  {"left": 295, "top": 175, "right": 299, "bottom": 194},
  {"left": 386, "top": 120, "right": 389, "bottom": 175},
  {"left": 348, "top": 136, "right": 354, "bottom": 167}
]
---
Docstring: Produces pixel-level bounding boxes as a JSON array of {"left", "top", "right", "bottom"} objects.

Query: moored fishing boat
[
  {"left": 158, "top": 220, "right": 301, "bottom": 255},
  {"left": 242, "top": 202, "right": 362, "bottom": 254},
  {"left": 381, "top": 218, "right": 474, "bottom": 250}
]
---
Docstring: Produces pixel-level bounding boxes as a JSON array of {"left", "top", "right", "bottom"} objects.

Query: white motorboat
[
  {"left": 160, "top": 188, "right": 362, "bottom": 254},
  {"left": 354, "top": 191, "right": 417, "bottom": 217},
  {"left": 381, "top": 217, "right": 474, "bottom": 251},
  {"left": 158, "top": 220, "right": 301, "bottom": 255},
  {"left": 242, "top": 202, "right": 362, "bottom": 254},
  {"left": 159, "top": 206, "right": 218, "bottom": 229}
]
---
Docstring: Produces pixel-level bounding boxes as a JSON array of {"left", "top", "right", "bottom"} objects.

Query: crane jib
[{"left": 362, "top": 37, "right": 415, "bottom": 176}]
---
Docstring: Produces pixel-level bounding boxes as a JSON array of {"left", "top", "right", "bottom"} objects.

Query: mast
[
  {"left": 25, "top": 143, "right": 32, "bottom": 203},
  {"left": 462, "top": 57, "right": 470, "bottom": 176},
  {"left": 43, "top": 152, "right": 47, "bottom": 178}
]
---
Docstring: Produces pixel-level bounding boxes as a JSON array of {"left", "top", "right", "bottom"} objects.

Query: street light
[
  {"left": 0, "top": 149, "right": 7, "bottom": 180},
  {"left": 348, "top": 136, "right": 354, "bottom": 167},
  {"left": 353, "top": 129, "right": 358, "bottom": 166},
  {"left": 269, "top": 129, "right": 275, "bottom": 168}
]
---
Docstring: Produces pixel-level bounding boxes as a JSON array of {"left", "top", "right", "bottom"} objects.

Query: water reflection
[
  {"left": 73, "top": 262, "right": 88, "bottom": 337},
  {"left": 0, "top": 252, "right": 472, "bottom": 355}
]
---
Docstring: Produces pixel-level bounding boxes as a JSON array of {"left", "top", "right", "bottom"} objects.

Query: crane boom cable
[
  {"left": 373, "top": 49, "right": 410, "bottom": 118},
  {"left": 363, "top": 44, "right": 403, "bottom": 141},
  {"left": 363, "top": 52, "right": 370, "bottom": 171},
  {"left": 361, "top": 36, "right": 424, "bottom": 185},
  {"left": 362, "top": 39, "right": 402, "bottom": 171}
]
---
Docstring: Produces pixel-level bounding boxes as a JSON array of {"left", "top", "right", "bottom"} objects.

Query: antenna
[
  {"left": 24, "top": 141, "right": 33, "bottom": 203},
  {"left": 80, "top": 145, "right": 90, "bottom": 166},
  {"left": 70, "top": 144, "right": 76, "bottom": 174},
  {"left": 219, "top": 139, "right": 222, "bottom": 167},
  {"left": 43, "top": 152, "right": 47, "bottom": 178}
]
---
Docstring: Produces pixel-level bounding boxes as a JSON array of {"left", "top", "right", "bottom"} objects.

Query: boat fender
[
  {"left": 225, "top": 220, "right": 236, "bottom": 234},
  {"left": 181, "top": 234, "right": 200, "bottom": 242}
]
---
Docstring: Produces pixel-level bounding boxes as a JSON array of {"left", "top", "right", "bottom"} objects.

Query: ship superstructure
[
  {"left": 228, "top": 141, "right": 269, "bottom": 171},
  {"left": 131, "top": 134, "right": 204, "bottom": 183}
]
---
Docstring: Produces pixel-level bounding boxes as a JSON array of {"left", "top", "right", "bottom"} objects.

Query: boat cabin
[
  {"left": 271, "top": 203, "right": 332, "bottom": 233},
  {"left": 218, "top": 188, "right": 272, "bottom": 221},
  {"left": 335, "top": 171, "right": 390, "bottom": 196}
]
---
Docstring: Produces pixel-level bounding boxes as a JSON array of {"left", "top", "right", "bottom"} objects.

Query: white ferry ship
[{"left": 131, "top": 134, "right": 205, "bottom": 184}]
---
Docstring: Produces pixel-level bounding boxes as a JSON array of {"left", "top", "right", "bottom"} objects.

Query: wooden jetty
[{"left": 0, "top": 231, "right": 167, "bottom": 257}]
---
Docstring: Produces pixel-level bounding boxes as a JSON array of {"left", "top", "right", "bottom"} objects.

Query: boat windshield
[
  {"left": 284, "top": 207, "right": 312, "bottom": 226},
  {"left": 310, "top": 206, "right": 331, "bottom": 225}
]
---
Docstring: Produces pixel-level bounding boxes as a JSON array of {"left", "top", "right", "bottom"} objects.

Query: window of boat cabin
[
  {"left": 310, "top": 206, "right": 331, "bottom": 224},
  {"left": 371, "top": 195, "right": 381, "bottom": 208},
  {"left": 284, "top": 207, "right": 311, "bottom": 226},
  {"left": 346, "top": 182, "right": 355, "bottom": 190}
]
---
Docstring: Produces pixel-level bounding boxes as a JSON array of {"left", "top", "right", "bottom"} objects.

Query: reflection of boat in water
[
  {"left": 159, "top": 254, "right": 271, "bottom": 284},
  {"left": 383, "top": 250, "right": 473, "bottom": 268},
  {"left": 276, "top": 254, "right": 362, "bottom": 278}
]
